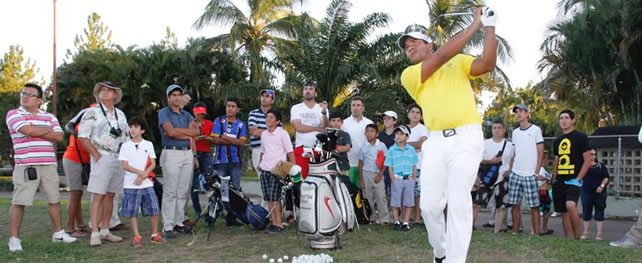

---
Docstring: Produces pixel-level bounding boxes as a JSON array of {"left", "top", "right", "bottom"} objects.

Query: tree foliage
[
  {"left": 66, "top": 12, "right": 113, "bottom": 59},
  {"left": 0, "top": 45, "right": 39, "bottom": 93},
  {"left": 538, "top": 0, "right": 642, "bottom": 126},
  {"left": 193, "top": 0, "right": 303, "bottom": 85},
  {"left": 55, "top": 38, "right": 245, "bottom": 150}
]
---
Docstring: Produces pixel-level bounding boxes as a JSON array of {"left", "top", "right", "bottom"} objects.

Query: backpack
[
  {"left": 478, "top": 140, "right": 507, "bottom": 187},
  {"left": 340, "top": 176, "right": 372, "bottom": 225}
]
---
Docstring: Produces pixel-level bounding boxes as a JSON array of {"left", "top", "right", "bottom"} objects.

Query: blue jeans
[
  {"left": 213, "top": 163, "right": 242, "bottom": 189},
  {"left": 191, "top": 152, "right": 212, "bottom": 215}
]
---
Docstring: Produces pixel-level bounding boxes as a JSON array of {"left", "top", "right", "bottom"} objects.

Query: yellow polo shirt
[{"left": 400, "top": 54, "right": 482, "bottom": 130}]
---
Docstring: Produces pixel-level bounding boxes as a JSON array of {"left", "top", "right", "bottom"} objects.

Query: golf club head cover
[{"left": 481, "top": 6, "right": 497, "bottom": 27}]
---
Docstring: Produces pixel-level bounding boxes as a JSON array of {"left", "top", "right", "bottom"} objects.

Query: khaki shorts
[
  {"left": 63, "top": 158, "right": 84, "bottom": 191},
  {"left": 87, "top": 154, "right": 124, "bottom": 195},
  {"left": 12, "top": 164, "right": 60, "bottom": 206}
]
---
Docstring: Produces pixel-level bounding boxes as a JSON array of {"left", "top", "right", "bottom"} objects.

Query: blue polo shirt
[
  {"left": 212, "top": 116, "right": 247, "bottom": 164},
  {"left": 384, "top": 144, "right": 418, "bottom": 176},
  {"left": 158, "top": 107, "right": 194, "bottom": 147}
]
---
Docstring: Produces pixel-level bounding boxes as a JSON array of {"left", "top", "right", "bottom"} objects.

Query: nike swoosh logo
[
  {"left": 54, "top": 237, "right": 64, "bottom": 241},
  {"left": 324, "top": 196, "right": 335, "bottom": 220}
]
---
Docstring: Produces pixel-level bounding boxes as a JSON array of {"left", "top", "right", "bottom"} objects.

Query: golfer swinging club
[{"left": 398, "top": 7, "right": 497, "bottom": 263}]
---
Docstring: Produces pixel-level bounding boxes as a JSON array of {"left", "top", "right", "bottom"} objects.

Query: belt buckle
[{"left": 442, "top": 129, "right": 456, "bottom": 137}]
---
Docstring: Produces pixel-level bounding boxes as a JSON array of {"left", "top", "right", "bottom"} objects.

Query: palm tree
[
  {"left": 193, "top": 0, "right": 303, "bottom": 85},
  {"left": 424, "top": 0, "right": 514, "bottom": 89},
  {"left": 277, "top": 0, "right": 394, "bottom": 118},
  {"left": 538, "top": 0, "right": 642, "bottom": 126}
]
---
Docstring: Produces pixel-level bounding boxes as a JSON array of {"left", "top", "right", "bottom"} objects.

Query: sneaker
[
  {"left": 482, "top": 223, "right": 494, "bottom": 228},
  {"left": 90, "top": 233, "right": 102, "bottom": 247},
  {"left": 610, "top": 236, "right": 642, "bottom": 248},
  {"left": 182, "top": 219, "right": 195, "bottom": 227},
  {"left": 174, "top": 225, "right": 193, "bottom": 234},
  {"left": 100, "top": 232, "right": 123, "bottom": 242},
  {"left": 392, "top": 221, "right": 401, "bottom": 231},
  {"left": 132, "top": 236, "right": 143, "bottom": 248},
  {"left": 402, "top": 222, "right": 411, "bottom": 231},
  {"left": 8, "top": 237, "right": 22, "bottom": 252},
  {"left": 151, "top": 233, "right": 167, "bottom": 244},
  {"left": 52, "top": 230, "right": 77, "bottom": 243},
  {"left": 109, "top": 223, "right": 128, "bottom": 232},
  {"left": 434, "top": 256, "right": 446, "bottom": 263},
  {"left": 266, "top": 225, "right": 285, "bottom": 234},
  {"left": 550, "top": 212, "right": 560, "bottom": 217},
  {"left": 163, "top": 230, "right": 175, "bottom": 239},
  {"left": 540, "top": 229, "right": 554, "bottom": 236}
]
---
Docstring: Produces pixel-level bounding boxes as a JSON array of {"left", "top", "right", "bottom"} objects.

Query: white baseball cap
[
  {"left": 381, "top": 110, "right": 398, "bottom": 120},
  {"left": 398, "top": 24, "right": 432, "bottom": 49}
]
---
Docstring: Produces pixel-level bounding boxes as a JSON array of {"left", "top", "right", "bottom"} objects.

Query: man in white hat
[
  {"left": 78, "top": 81, "right": 129, "bottom": 246},
  {"left": 398, "top": 7, "right": 498, "bottom": 263}
]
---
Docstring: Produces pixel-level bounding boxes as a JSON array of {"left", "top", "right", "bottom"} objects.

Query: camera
[{"left": 109, "top": 127, "right": 123, "bottom": 137}]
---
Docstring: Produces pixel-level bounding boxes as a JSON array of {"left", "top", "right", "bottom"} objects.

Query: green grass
[{"left": 1, "top": 198, "right": 641, "bottom": 262}]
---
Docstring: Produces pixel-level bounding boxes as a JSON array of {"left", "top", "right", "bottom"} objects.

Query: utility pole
[{"left": 52, "top": 0, "right": 58, "bottom": 114}]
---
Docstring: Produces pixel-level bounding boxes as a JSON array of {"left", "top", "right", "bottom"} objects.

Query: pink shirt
[
  {"left": 259, "top": 127, "right": 293, "bottom": 171},
  {"left": 6, "top": 107, "right": 62, "bottom": 166}
]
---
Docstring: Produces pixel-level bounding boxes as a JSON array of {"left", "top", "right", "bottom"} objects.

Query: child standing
[
  {"left": 538, "top": 151, "right": 554, "bottom": 235},
  {"left": 259, "top": 110, "right": 295, "bottom": 234},
  {"left": 328, "top": 111, "right": 352, "bottom": 174},
  {"left": 358, "top": 124, "right": 389, "bottom": 224},
  {"left": 384, "top": 125, "right": 418, "bottom": 231},
  {"left": 118, "top": 117, "right": 166, "bottom": 247}
]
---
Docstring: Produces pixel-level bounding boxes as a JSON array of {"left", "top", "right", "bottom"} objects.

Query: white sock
[
  {"left": 99, "top": 229, "right": 110, "bottom": 236},
  {"left": 91, "top": 232, "right": 101, "bottom": 238}
]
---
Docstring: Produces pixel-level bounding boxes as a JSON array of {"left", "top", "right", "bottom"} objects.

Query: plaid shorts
[
  {"left": 507, "top": 172, "right": 540, "bottom": 208},
  {"left": 121, "top": 187, "right": 160, "bottom": 217},
  {"left": 260, "top": 170, "right": 284, "bottom": 202}
]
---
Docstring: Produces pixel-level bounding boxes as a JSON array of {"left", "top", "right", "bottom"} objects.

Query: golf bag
[
  {"left": 339, "top": 176, "right": 372, "bottom": 225},
  {"left": 299, "top": 157, "right": 356, "bottom": 249},
  {"left": 212, "top": 174, "right": 270, "bottom": 231}
]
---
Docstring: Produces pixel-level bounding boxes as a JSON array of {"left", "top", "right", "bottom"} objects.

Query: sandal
[
  {"left": 77, "top": 225, "right": 91, "bottom": 234},
  {"left": 66, "top": 230, "right": 87, "bottom": 238}
]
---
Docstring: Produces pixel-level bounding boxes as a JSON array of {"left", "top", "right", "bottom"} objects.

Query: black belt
[
  {"left": 163, "top": 145, "right": 191, "bottom": 150},
  {"left": 397, "top": 175, "right": 411, "bottom": 180}
]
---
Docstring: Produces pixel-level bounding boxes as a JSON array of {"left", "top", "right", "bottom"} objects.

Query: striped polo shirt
[
  {"left": 5, "top": 107, "right": 62, "bottom": 166},
  {"left": 248, "top": 108, "right": 268, "bottom": 148},
  {"left": 384, "top": 144, "right": 418, "bottom": 176}
]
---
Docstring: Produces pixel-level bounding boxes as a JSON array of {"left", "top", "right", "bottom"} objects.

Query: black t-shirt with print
[
  {"left": 553, "top": 130, "right": 590, "bottom": 181},
  {"left": 335, "top": 131, "right": 351, "bottom": 171}
]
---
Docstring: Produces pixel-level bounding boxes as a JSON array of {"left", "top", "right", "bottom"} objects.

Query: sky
[{"left": 0, "top": 0, "right": 559, "bottom": 90}]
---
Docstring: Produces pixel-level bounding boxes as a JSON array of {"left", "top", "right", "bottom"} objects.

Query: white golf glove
[{"left": 481, "top": 7, "right": 497, "bottom": 27}]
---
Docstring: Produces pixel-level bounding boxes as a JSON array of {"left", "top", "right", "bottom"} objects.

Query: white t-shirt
[
  {"left": 511, "top": 124, "right": 544, "bottom": 177},
  {"left": 118, "top": 139, "right": 156, "bottom": 189},
  {"left": 342, "top": 116, "right": 373, "bottom": 167},
  {"left": 482, "top": 138, "right": 515, "bottom": 184},
  {"left": 408, "top": 123, "right": 429, "bottom": 168},
  {"left": 290, "top": 102, "right": 329, "bottom": 147}
]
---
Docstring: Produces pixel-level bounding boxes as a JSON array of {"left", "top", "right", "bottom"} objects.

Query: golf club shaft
[{"left": 439, "top": 11, "right": 473, "bottom": 17}]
